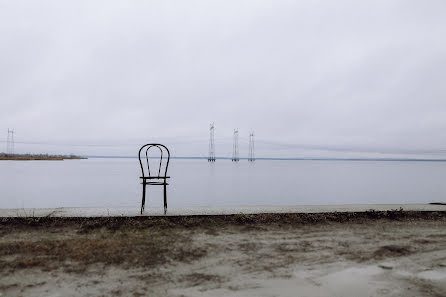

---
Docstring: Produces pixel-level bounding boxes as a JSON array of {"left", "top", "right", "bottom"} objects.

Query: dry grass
[
  {"left": 2, "top": 209, "right": 445, "bottom": 230},
  {"left": 0, "top": 210, "right": 445, "bottom": 273},
  {"left": 0, "top": 227, "right": 206, "bottom": 272},
  {"left": 1, "top": 211, "right": 446, "bottom": 297}
]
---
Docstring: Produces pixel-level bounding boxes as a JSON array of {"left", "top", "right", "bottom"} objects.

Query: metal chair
[{"left": 138, "top": 144, "right": 170, "bottom": 215}]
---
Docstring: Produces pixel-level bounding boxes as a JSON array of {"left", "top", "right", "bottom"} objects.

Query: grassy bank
[
  {"left": 1, "top": 210, "right": 445, "bottom": 297},
  {"left": 2, "top": 209, "right": 445, "bottom": 228}
]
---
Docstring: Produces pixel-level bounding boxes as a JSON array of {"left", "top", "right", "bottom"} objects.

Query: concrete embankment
[{"left": 1, "top": 203, "right": 445, "bottom": 217}]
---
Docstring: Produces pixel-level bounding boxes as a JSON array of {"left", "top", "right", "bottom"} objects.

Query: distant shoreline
[
  {"left": 85, "top": 155, "right": 446, "bottom": 162},
  {"left": 3, "top": 154, "right": 446, "bottom": 162},
  {"left": 0, "top": 153, "right": 87, "bottom": 161}
]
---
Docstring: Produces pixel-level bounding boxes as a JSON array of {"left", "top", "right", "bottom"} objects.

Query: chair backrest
[{"left": 138, "top": 144, "right": 170, "bottom": 178}]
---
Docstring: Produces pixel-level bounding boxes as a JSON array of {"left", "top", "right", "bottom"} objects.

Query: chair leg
[
  {"left": 163, "top": 183, "right": 167, "bottom": 215},
  {"left": 141, "top": 183, "right": 146, "bottom": 215}
]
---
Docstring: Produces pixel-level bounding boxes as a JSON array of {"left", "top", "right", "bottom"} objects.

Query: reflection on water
[{"left": 1, "top": 158, "right": 445, "bottom": 208}]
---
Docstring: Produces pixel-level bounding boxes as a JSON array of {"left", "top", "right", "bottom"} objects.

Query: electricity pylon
[
  {"left": 248, "top": 132, "right": 255, "bottom": 162},
  {"left": 232, "top": 129, "right": 239, "bottom": 162},
  {"left": 6, "top": 129, "right": 14, "bottom": 155},
  {"left": 208, "top": 123, "right": 216, "bottom": 162}
]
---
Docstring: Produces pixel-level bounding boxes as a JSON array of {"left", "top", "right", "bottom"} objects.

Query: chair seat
[
  {"left": 140, "top": 176, "right": 170, "bottom": 179},
  {"left": 142, "top": 181, "right": 169, "bottom": 185}
]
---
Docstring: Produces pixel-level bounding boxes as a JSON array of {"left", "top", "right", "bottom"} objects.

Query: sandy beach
[{"left": 1, "top": 211, "right": 446, "bottom": 297}]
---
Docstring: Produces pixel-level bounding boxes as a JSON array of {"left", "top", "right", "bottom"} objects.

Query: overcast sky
[{"left": 1, "top": 0, "right": 446, "bottom": 158}]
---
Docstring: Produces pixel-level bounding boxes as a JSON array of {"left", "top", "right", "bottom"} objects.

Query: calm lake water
[{"left": 1, "top": 158, "right": 445, "bottom": 209}]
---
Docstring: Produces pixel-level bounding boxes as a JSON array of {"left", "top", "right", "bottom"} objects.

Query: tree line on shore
[{"left": 0, "top": 153, "right": 86, "bottom": 160}]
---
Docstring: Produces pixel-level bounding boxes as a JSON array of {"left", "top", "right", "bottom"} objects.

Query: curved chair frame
[{"left": 138, "top": 144, "right": 170, "bottom": 214}]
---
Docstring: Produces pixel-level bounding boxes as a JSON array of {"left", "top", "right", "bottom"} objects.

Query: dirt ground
[{"left": 1, "top": 211, "right": 446, "bottom": 297}]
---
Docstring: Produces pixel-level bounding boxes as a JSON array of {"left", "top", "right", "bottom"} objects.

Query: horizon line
[{"left": 83, "top": 155, "right": 446, "bottom": 162}]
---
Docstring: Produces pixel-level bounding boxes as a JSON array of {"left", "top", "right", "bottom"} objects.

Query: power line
[{"left": 6, "top": 129, "right": 14, "bottom": 155}]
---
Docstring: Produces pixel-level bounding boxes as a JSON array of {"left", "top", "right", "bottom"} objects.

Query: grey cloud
[{"left": 1, "top": 0, "right": 445, "bottom": 158}]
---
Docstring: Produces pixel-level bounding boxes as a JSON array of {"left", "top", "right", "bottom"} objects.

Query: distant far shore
[
  {"left": 85, "top": 155, "right": 446, "bottom": 162},
  {"left": 0, "top": 153, "right": 87, "bottom": 161}
]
